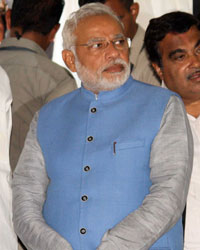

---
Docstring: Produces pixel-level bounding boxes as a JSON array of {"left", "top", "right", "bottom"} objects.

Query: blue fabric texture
[{"left": 37, "top": 76, "right": 182, "bottom": 250}]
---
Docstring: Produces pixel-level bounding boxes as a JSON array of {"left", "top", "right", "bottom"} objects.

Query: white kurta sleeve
[{"left": 12, "top": 112, "right": 73, "bottom": 250}]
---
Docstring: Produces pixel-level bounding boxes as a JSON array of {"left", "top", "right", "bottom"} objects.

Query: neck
[
  {"left": 10, "top": 28, "right": 50, "bottom": 50},
  {"left": 184, "top": 99, "right": 200, "bottom": 118}
]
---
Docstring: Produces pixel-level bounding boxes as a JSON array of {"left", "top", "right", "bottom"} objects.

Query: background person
[
  {"left": 0, "top": 0, "right": 77, "bottom": 170},
  {"left": 0, "top": 66, "right": 18, "bottom": 250},
  {"left": 144, "top": 11, "right": 200, "bottom": 250}
]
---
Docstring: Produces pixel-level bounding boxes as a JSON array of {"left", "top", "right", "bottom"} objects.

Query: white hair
[{"left": 62, "top": 3, "right": 124, "bottom": 50}]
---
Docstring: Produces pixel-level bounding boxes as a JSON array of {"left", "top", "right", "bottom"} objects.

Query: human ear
[
  {"left": 62, "top": 49, "right": 77, "bottom": 72},
  {"left": 48, "top": 23, "right": 60, "bottom": 43},
  {"left": 152, "top": 62, "right": 164, "bottom": 81},
  {"left": 130, "top": 3, "right": 139, "bottom": 22}
]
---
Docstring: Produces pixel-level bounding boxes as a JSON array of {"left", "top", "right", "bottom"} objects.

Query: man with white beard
[{"left": 12, "top": 3, "right": 193, "bottom": 250}]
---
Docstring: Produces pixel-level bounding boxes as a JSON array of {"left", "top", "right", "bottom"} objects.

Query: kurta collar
[
  {"left": 0, "top": 37, "right": 47, "bottom": 57},
  {"left": 80, "top": 76, "right": 134, "bottom": 102},
  {"left": 187, "top": 113, "right": 200, "bottom": 122}
]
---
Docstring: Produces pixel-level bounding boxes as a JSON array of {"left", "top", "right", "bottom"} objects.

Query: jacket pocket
[{"left": 116, "top": 139, "right": 145, "bottom": 151}]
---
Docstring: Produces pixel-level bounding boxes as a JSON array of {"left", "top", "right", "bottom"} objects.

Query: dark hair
[
  {"left": 79, "top": 0, "right": 133, "bottom": 12},
  {"left": 11, "top": 0, "right": 64, "bottom": 35},
  {"left": 144, "top": 11, "right": 200, "bottom": 67}
]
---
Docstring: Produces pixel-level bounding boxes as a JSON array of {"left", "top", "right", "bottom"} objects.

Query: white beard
[{"left": 75, "top": 55, "right": 130, "bottom": 93}]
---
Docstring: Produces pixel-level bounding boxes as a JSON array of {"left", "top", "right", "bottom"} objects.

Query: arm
[
  {"left": 98, "top": 95, "right": 193, "bottom": 250},
  {"left": 12, "top": 113, "right": 73, "bottom": 250}
]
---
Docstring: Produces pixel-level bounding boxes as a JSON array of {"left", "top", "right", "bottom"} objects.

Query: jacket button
[
  {"left": 80, "top": 228, "right": 86, "bottom": 234},
  {"left": 84, "top": 166, "right": 90, "bottom": 172},
  {"left": 87, "top": 136, "right": 93, "bottom": 142},
  {"left": 91, "top": 107, "right": 97, "bottom": 113},
  {"left": 81, "top": 195, "right": 88, "bottom": 201}
]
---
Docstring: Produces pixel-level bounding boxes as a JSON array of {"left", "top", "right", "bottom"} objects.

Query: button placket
[{"left": 79, "top": 102, "right": 98, "bottom": 239}]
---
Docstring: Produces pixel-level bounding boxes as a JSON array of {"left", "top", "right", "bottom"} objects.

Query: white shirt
[
  {"left": 184, "top": 114, "right": 200, "bottom": 250},
  {"left": 0, "top": 66, "right": 18, "bottom": 250}
]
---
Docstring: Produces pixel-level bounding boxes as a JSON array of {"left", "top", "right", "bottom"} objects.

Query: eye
[
  {"left": 114, "top": 38, "right": 127, "bottom": 49},
  {"left": 115, "top": 39, "right": 125, "bottom": 45},
  {"left": 118, "top": 15, "right": 124, "bottom": 20},
  {"left": 173, "top": 54, "right": 185, "bottom": 61},
  {"left": 89, "top": 42, "right": 104, "bottom": 49},
  {"left": 196, "top": 46, "right": 200, "bottom": 55}
]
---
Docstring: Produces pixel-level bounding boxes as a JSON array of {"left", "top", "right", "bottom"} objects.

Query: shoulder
[
  {"left": 127, "top": 76, "right": 180, "bottom": 112},
  {"left": 36, "top": 57, "right": 75, "bottom": 83},
  {"left": 129, "top": 76, "right": 177, "bottom": 97},
  {"left": 40, "top": 87, "right": 80, "bottom": 113}
]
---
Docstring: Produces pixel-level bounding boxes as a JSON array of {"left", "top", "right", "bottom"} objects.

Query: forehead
[
  {"left": 74, "top": 14, "right": 124, "bottom": 42},
  {"left": 105, "top": 0, "right": 128, "bottom": 16},
  {"left": 159, "top": 26, "right": 200, "bottom": 56}
]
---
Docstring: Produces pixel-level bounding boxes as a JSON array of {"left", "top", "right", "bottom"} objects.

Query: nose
[{"left": 104, "top": 41, "right": 120, "bottom": 60}]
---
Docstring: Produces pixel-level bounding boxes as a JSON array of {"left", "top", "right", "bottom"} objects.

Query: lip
[
  {"left": 103, "top": 64, "right": 124, "bottom": 73},
  {"left": 188, "top": 71, "right": 200, "bottom": 81}
]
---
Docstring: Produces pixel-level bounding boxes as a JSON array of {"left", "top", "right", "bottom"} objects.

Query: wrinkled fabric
[
  {"left": 0, "top": 66, "right": 18, "bottom": 250},
  {"left": 0, "top": 37, "right": 77, "bottom": 170}
]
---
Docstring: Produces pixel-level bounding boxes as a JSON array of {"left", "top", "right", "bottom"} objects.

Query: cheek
[
  {"left": 120, "top": 50, "right": 129, "bottom": 63},
  {"left": 162, "top": 61, "right": 182, "bottom": 80},
  {"left": 163, "top": 65, "right": 186, "bottom": 90},
  {"left": 79, "top": 53, "right": 104, "bottom": 72}
]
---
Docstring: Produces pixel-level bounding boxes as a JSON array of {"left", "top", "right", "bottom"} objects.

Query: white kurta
[
  {"left": 0, "top": 66, "right": 18, "bottom": 250},
  {"left": 184, "top": 114, "right": 200, "bottom": 250}
]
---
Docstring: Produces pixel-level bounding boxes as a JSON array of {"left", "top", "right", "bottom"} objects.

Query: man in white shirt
[
  {"left": 0, "top": 65, "right": 18, "bottom": 249},
  {"left": 144, "top": 11, "right": 200, "bottom": 250}
]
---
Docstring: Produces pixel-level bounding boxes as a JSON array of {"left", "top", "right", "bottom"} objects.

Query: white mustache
[{"left": 99, "top": 58, "right": 128, "bottom": 73}]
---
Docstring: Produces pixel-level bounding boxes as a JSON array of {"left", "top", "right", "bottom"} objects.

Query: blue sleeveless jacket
[{"left": 38, "top": 77, "right": 183, "bottom": 250}]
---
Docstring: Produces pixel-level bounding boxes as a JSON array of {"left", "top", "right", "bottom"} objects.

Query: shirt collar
[
  {"left": 0, "top": 37, "right": 47, "bottom": 57},
  {"left": 80, "top": 76, "right": 134, "bottom": 102},
  {"left": 187, "top": 113, "right": 200, "bottom": 122}
]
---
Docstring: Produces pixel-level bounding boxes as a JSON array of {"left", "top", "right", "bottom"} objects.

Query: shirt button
[
  {"left": 87, "top": 136, "right": 93, "bottom": 142},
  {"left": 84, "top": 166, "right": 90, "bottom": 172},
  {"left": 80, "top": 228, "right": 86, "bottom": 234},
  {"left": 81, "top": 195, "right": 88, "bottom": 201},
  {"left": 91, "top": 107, "right": 97, "bottom": 113}
]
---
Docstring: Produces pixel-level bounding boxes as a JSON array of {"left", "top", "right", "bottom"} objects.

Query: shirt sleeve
[
  {"left": 12, "top": 113, "right": 73, "bottom": 250},
  {"left": 97, "top": 95, "right": 193, "bottom": 250}
]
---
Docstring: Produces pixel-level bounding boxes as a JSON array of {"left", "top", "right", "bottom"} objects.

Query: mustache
[
  {"left": 187, "top": 69, "right": 200, "bottom": 80},
  {"left": 100, "top": 58, "right": 129, "bottom": 73}
]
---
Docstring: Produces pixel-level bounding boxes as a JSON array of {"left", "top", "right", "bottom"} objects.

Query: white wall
[{"left": 137, "top": 0, "right": 193, "bottom": 29}]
